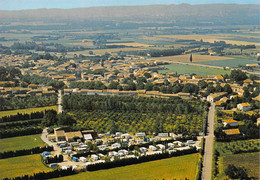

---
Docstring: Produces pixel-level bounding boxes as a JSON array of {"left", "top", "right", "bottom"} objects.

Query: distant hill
[{"left": 0, "top": 4, "right": 259, "bottom": 26}]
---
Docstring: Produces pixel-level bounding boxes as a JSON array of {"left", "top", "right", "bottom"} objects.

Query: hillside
[{"left": 0, "top": 4, "right": 259, "bottom": 26}]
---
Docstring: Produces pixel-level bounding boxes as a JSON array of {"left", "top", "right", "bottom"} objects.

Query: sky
[{"left": 0, "top": 0, "right": 259, "bottom": 10}]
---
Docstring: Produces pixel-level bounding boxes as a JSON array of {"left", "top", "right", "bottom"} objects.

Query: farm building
[
  {"left": 222, "top": 119, "right": 238, "bottom": 127},
  {"left": 237, "top": 103, "right": 251, "bottom": 111},
  {"left": 207, "top": 92, "right": 227, "bottom": 102}
]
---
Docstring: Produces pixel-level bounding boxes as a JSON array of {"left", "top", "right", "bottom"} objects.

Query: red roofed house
[
  {"left": 222, "top": 119, "right": 238, "bottom": 127},
  {"left": 237, "top": 103, "right": 251, "bottom": 111}
]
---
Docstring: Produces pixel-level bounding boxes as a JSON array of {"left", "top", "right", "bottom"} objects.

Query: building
[
  {"left": 223, "top": 129, "right": 240, "bottom": 136},
  {"left": 237, "top": 103, "right": 251, "bottom": 111},
  {"left": 207, "top": 92, "right": 227, "bottom": 102},
  {"left": 65, "top": 131, "right": 83, "bottom": 142},
  {"left": 222, "top": 119, "right": 239, "bottom": 127}
]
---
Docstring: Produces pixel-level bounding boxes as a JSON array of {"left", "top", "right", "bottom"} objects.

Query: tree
[
  {"left": 42, "top": 110, "right": 57, "bottom": 126},
  {"left": 230, "top": 69, "right": 247, "bottom": 82},
  {"left": 57, "top": 113, "right": 75, "bottom": 126},
  {"left": 215, "top": 84, "right": 223, "bottom": 92},
  {"left": 198, "top": 80, "right": 208, "bottom": 89},
  {"left": 144, "top": 82, "right": 154, "bottom": 91},
  {"left": 144, "top": 72, "right": 151, "bottom": 79},
  {"left": 223, "top": 84, "right": 232, "bottom": 94},
  {"left": 108, "top": 81, "right": 119, "bottom": 89},
  {"left": 225, "top": 164, "right": 248, "bottom": 179},
  {"left": 190, "top": 54, "right": 192, "bottom": 63}
]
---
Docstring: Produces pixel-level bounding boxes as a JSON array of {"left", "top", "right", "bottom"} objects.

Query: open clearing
[
  {"left": 55, "top": 153, "right": 200, "bottom": 180},
  {"left": 156, "top": 34, "right": 260, "bottom": 46},
  {"left": 153, "top": 54, "right": 233, "bottom": 63},
  {"left": 219, "top": 152, "right": 260, "bottom": 179},
  {"left": 159, "top": 63, "right": 229, "bottom": 75},
  {"left": 195, "top": 56, "right": 257, "bottom": 67},
  {"left": 0, "top": 154, "right": 53, "bottom": 179},
  {"left": 0, "top": 134, "right": 45, "bottom": 153},
  {"left": 0, "top": 106, "right": 57, "bottom": 118}
]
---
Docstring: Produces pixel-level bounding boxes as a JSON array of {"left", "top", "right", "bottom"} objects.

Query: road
[
  {"left": 58, "top": 90, "right": 63, "bottom": 114},
  {"left": 202, "top": 103, "right": 215, "bottom": 180}
]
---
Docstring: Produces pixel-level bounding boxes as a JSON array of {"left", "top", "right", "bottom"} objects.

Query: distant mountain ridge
[{"left": 0, "top": 4, "right": 259, "bottom": 26}]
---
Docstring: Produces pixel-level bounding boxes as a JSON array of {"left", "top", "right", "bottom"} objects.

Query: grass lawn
[
  {"left": 0, "top": 154, "right": 53, "bottom": 179},
  {"left": 195, "top": 57, "right": 257, "bottom": 68},
  {"left": 0, "top": 106, "right": 57, "bottom": 118},
  {"left": 0, "top": 134, "right": 45, "bottom": 153},
  {"left": 159, "top": 63, "right": 230, "bottom": 75},
  {"left": 55, "top": 153, "right": 200, "bottom": 180},
  {"left": 220, "top": 152, "right": 260, "bottom": 179}
]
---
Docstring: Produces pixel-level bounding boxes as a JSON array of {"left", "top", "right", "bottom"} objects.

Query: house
[
  {"left": 116, "top": 132, "right": 123, "bottom": 137},
  {"left": 83, "top": 134, "right": 93, "bottom": 141},
  {"left": 207, "top": 92, "right": 227, "bottom": 102},
  {"left": 65, "top": 131, "right": 83, "bottom": 142},
  {"left": 156, "top": 144, "right": 165, "bottom": 150},
  {"left": 54, "top": 129, "right": 66, "bottom": 142},
  {"left": 79, "top": 157, "right": 87, "bottom": 162},
  {"left": 223, "top": 129, "right": 240, "bottom": 136},
  {"left": 168, "top": 143, "right": 175, "bottom": 147},
  {"left": 111, "top": 143, "right": 121, "bottom": 149},
  {"left": 186, "top": 140, "right": 195, "bottom": 146},
  {"left": 108, "top": 151, "right": 118, "bottom": 157},
  {"left": 237, "top": 103, "right": 251, "bottom": 111},
  {"left": 222, "top": 119, "right": 238, "bottom": 127},
  {"left": 149, "top": 145, "right": 157, "bottom": 151},
  {"left": 136, "top": 132, "right": 146, "bottom": 137},
  {"left": 118, "top": 149, "right": 128, "bottom": 156},
  {"left": 139, "top": 147, "right": 148, "bottom": 153},
  {"left": 97, "top": 145, "right": 108, "bottom": 151},
  {"left": 91, "top": 154, "right": 99, "bottom": 161}
]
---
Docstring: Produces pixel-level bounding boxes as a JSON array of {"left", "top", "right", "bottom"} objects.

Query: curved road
[
  {"left": 202, "top": 103, "right": 215, "bottom": 180},
  {"left": 58, "top": 90, "right": 63, "bottom": 114}
]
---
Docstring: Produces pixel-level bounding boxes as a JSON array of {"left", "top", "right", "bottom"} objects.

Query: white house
[
  {"left": 222, "top": 119, "right": 239, "bottom": 127},
  {"left": 118, "top": 149, "right": 128, "bottom": 156},
  {"left": 168, "top": 143, "right": 175, "bottom": 147},
  {"left": 136, "top": 132, "right": 146, "bottom": 137},
  {"left": 97, "top": 145, "right": 107, "bottom": 151},
  {"left": 186, "top": 140, "right": 195, "bottom": 146},
  {"left": 108, "top": 151, "right": 118, "bottom": 157},
  {"left": 111, "top": 143, "right": 121, "bottom": 149},
  {"left": 149, "top": 145, "right": 157, "bottom": 151},
  {"left": 157, "top": 144, "right": 165, "bottom": 150},
  {"left": 79, "top": 157, "right": 87, "bottom": 162},
  {"left": 237, "top": 103, "right": 251, "bottom": 111},
  {"left": 135, "top": 139, "right": 144, "bottom": 144},
  {"left": 140, "top": 147, "right": 148, "bottom": 153},
  {"left": 91, "top": 154, "right": 99, "bottom": 161},
  {"left": 158, "top": 133, "right": 169, "bottom": 137}
]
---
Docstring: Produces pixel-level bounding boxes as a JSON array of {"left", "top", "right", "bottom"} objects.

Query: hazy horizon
[{"left": 0, "top": 0, "right": 259, "bottom": 10}]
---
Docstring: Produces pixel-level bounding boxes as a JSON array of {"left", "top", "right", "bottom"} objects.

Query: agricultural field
[
  {"left": 159, "top": 63, "right": 230, "bottom": 75},
  {"left": 0, "top": 154, "right": 53, "bottom": 179},
  {"left": 155, "top": 34, "right": 260, "bottom": 46},
  {"left": 213, "top": 140, "right": 260, "bottom": 179},
  {"left": 195, "top": 56, "right": 257, "bottom": 68},
  {"left": 0, "top": 106, "right": 57, "bottom": 118},
  {"left": 105, "top": 42, "right": 152, "bottom": 47},
  {"left": 153, "top": 54, "right": 233, "bottom": 63},
  {"left": 220, "top": 152, "right": 260, "bottom": 179},
  {"left": 0, "top": 134, "right": 45, "bottom": 153},
  {"left": 55, "top": 153, "right": 200, "bottom": 180}
]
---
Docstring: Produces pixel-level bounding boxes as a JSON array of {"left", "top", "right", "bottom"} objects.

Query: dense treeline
[
  {"left": 0, "top": 127, "right": 43, "bottom": 138},
  {"left": 2, "top": 168, "right": 77, "bottom": 180},
  {"left": 44, "top": 155, "right": 63, "bottom": 164},
  {"left": 21, "top": 75, "right": 64, "bottom": 90},
  {"left": 0, "top": 111, "right": 44, "bottom": 123},
  {"left": 0, "top": 95, "right": 57, "bottom": 110},
  {"left": 86, "top": 147, "right": 197, "bottom": 171},
  {"left": 63, "top": 95, "right": 205, "bottom": 114},
  {"left": 127, "top": 48, "right": 185, "bottom": 57},
  {"left": 0, "top": 119, "right": 42, "bottom": 129},
  {"left": 0, "top": 146, "right": 53, "bottom": 159}
]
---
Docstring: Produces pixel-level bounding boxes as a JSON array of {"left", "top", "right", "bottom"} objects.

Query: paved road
[
  {"left": 202, "top": 103, "right": 215, "bottom": 180},
  {"left": 58, "top": 90, "right": 62, "bottom": 114}
]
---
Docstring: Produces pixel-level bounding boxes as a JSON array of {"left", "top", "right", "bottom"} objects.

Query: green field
[
  {"left": 0, "top": 134, "right": 45, "bottom": 153},
  {"left": 55, "top": 153, "right": 200, "bottom": 180},
  {"left": 159, "top": 63, "right": 230, "bottom": 75},
  {"left": 0, "top": 106, "right": 57, "bottom": 118},
  {"left": 195, "top": 56, "right": 257, "bottom": 68},
  {"left": 0, "top": 154, "right": 53, "bottom": 179},
  {"left": 219, "top": 152, "right": 260, "bottom": 179}
]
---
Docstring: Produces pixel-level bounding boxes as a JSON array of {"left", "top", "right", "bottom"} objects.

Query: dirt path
[
  {"left": 58, "top": 90, "right": 62, "bottom": 114},
  {"left": 202, "top": 103, "right": 215, "bottom": 180}
]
